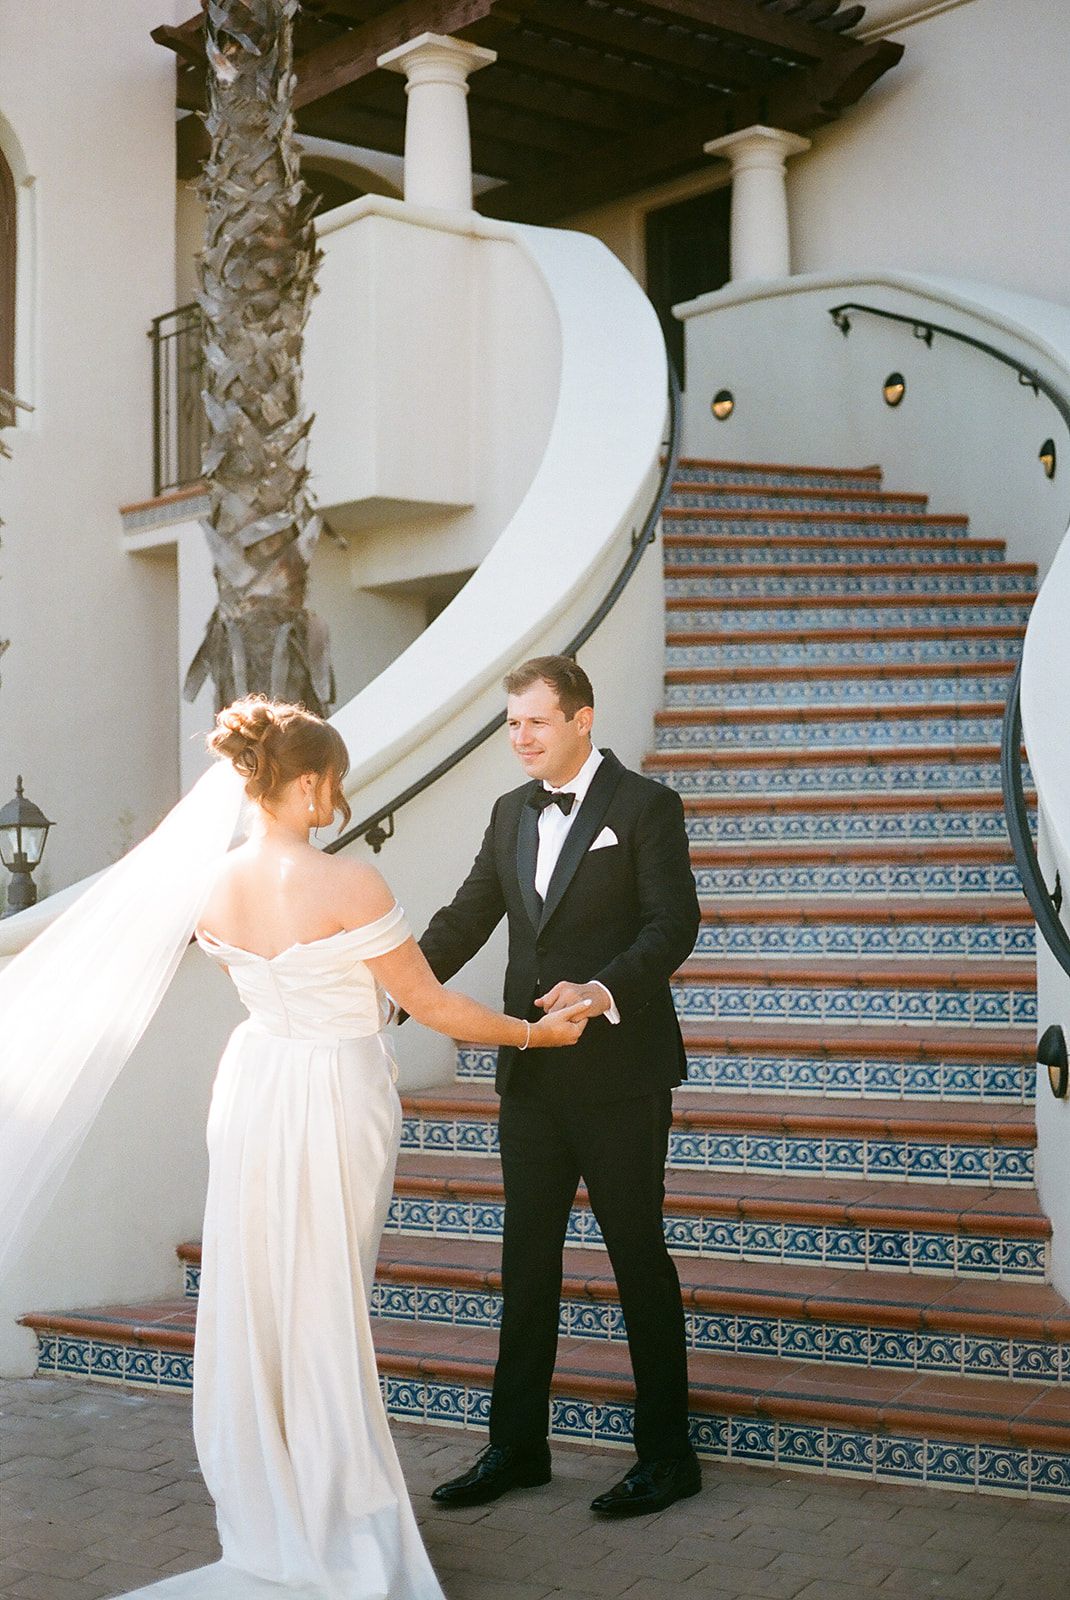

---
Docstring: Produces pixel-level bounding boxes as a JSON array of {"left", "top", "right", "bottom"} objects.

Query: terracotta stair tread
[
  {"left": 391, "top": 1154, "right": 1050, "bottom": 1236},
  {"left": 647, "top": 742, "right": 1009, "bottom": 770},
  {"left": 678, "top": 958, "right": 1033, "bottom": 987},
  {"left": 679, "top": 1020, "right": 1033, "bottom": 1061},
  {"left": 21, "top": 1300, "right": 196, "bottom": 1350},
  {"left": 658, "top": 702, "right": 1007, "bottom": 727},
  {"left": 673, "top": 458, "right": 884, "bottom": 479},
  {"left": 688, "top": 841, "right": 1013, "bottom": 863},
  {"left": 662, "top": 508, "right": 969, "bottom": 527},
  {"left": 668, "top": 483, "right": 924, "bottom": 507},
  {"left": 664, "top": 561, "right": 1035, "bottom": 580},
  {"left": 664, "top": 533, "right": 1007, "bottom": 554},
  {"left": 370, "top": 1324, "right": 1070, "bottom": 1450},
  {"left": 696, "top": 897, "right": 1030, "bottom": 923},
  {"left": 400, "top": 1083, "right": 1034, "bottom": 1141},
  {"left": 373, "top": 1237, "right": 1070, "bottom": 1336}
]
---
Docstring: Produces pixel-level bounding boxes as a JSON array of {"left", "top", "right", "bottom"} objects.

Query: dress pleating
[{"left": 118, "top": 905, "right": 445, "bottom": 1600}]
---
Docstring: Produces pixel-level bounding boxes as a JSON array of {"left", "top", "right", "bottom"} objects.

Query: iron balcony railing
[{"left": 150, "top": 303, "right": 207, "bottom": 497}]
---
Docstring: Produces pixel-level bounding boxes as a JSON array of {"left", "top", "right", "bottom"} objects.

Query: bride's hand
[{"left": 529, "top": 997, "right": 590, "bottom": 1048}]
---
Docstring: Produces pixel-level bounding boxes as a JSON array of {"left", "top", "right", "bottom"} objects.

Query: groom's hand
[{"left": 536, "top": 980, "right": 611, "bottom": 1018}]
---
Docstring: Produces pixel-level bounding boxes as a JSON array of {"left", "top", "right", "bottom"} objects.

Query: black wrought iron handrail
[
  {"left": 325, "top": 359, "right": 682, "bottom": 856},
  {"left": 829, "top": 299, "right": 1070, "bottom": 979},
  {"left": 828, "top": 300, "right": 1070, "bottom": 437}
]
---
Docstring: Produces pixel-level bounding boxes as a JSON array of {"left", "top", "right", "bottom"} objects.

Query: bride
[{"left": 1, "top": 696, "right": 589, "bottom": 1600}]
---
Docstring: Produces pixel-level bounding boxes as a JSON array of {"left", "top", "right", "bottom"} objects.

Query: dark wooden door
[{"left": 645, "top": 187, "right": 730, "bottom": 385}]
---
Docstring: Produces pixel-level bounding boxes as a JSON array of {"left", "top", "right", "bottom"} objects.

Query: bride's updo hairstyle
[{"left": 208, "top": 696, "right": 352, "bottom": 828}]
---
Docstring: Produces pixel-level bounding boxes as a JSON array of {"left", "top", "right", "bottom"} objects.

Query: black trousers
[{"left": 488, "top": 1083, "right": 691, "bottom": 1461}]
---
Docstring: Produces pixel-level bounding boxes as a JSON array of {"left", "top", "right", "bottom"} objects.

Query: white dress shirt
[{"left": 534, "top": 747, "right": 619, "bottom": 1023}]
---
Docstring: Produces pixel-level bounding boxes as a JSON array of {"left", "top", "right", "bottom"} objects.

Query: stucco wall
[{"left": 0, "top": 0, "right": 182, "bottom": 894}]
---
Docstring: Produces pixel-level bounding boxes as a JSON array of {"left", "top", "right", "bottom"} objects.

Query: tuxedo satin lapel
[
  {"left": 515, "top": 792, "right": 542, "bottom": 930},
  {"left": 539, "top": 752, "right": 624, "bottom": 931}
]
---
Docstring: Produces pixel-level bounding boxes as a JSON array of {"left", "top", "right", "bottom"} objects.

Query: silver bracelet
[{"left": 518, "top": 1019, "right": 531, "bottom": 1050}]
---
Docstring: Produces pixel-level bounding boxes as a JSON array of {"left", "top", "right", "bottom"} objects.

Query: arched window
[{"left": 0, "top": 145, "right": 15, "bottom": 394}]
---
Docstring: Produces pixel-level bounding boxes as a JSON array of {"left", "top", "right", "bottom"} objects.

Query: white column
[
  {"left": 378, "top": 32, "right": 496, "bottom": 211},
  {"left": 703, "top": 124, "right": 811, "bottom": 281}
]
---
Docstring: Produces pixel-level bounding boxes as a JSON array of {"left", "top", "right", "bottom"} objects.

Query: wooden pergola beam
[
  {"left": 621, "top": 0, "right": 854, "bottom": 61},
  {"left": 477, "top": 33, "right": 901, "bottom": 224},
  {"left": 290, "top": 0, "right": 505, "bottom": 109}
]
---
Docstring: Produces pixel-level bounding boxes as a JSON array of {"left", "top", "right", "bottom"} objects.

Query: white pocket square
[{"left": 589, "top": 826, "right": 618, "bottom": 851}]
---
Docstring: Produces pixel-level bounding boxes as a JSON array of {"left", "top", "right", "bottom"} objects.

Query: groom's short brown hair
[{"left": 503, "top": 656, "right": 594, "bottom": 721}]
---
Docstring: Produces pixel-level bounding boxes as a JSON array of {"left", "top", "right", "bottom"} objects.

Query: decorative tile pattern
[
  {"left": 672, "top": 467, "right": 884, "bottom": 491},
  {"left": 684, "top": 807, "right": 1020, "bottom": 846},
  {"left": 666, "top": 638, "right": 1022, "bottom": 671},
  {"left": 690, "top": 861, "right": 1024, "bottom": 896},
  {"left": 657, "top": 714, "right": 1004, "bottom": 753},
  {"left": 384, "top": 1194, "right": 1048, "bottom": 1280},
  {"left": 666, "top": 602, "right": 1032, "bottom": 636},
  {"left": 666, "top": 675, "right": 1013, "bottom": 713},
  {"left": 668, "top": 492, "right": 925, "bottom": 514},
  {"left": 665, "top": 540, "right": 1004, "bottom": 568},
  {"left": 672, "top": 975, "right": 1035, "bottom": 1029},
  {"left": 691, "top": 919, "right": 1034, "bottom": 962},
  {"left": 660, "top": 760, "right": 1021, "bottom": 801},
  {"left": 665, "top": 572, "right": 1032, "bottom": 602},
  {"left": 680, "top": 1048, "right": 1034, "bottom": 1102},
  {"left": 374, "top": 1371, "right": 1070, "bottom": 1500},
  {"left": 665, "top": 516, "right": 972, "bottom": 543}
]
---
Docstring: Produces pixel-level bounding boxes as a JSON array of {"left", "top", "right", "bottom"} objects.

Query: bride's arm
[{"left": 366, "top": 939, "right": 588, "bottom": 1049}]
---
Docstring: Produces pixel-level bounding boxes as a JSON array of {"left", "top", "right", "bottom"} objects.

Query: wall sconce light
[
  {"left": 0, "top": 776, "right": 54, "bottom": 916},
  {"left": 883, "top": 372, "right": 906, "bottom": 407},
  {"left": 711, "top": 389, "right": 735, "bottom": 421},
  {"left": 1040, "top": 439, "right": 1057, "bottom": 480},
  {"left": 1037, "top": 1024, "right": 1069, "bottom": 1098}
]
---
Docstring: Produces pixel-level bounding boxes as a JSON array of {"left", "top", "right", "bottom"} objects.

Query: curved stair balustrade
[
  {"left": 830, "top": 298, "right": 1070, "bottom": 983},
  {"left": 325, "top": 360, "right": 681, "bottom": 858}
]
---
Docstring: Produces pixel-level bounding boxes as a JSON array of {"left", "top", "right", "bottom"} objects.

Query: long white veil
[{"left": 0, "top": 760, "right": 246, "bottom": 1282}]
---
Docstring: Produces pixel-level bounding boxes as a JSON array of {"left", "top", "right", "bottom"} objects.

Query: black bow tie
[{"left": 527, "top": 787, "right": 576, "bottom": 816}]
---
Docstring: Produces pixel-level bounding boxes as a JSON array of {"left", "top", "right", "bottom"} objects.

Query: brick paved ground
[{"left": 2, "top": 1379, "right": 1070, "bottom": 1600}]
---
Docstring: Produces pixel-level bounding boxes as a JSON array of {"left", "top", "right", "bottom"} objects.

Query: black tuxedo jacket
[{"left": 419, "top": 750, "right": 700, "bottom": 1100}]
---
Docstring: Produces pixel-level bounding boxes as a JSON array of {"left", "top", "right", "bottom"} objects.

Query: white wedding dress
[{"left": 123, "top": 902, "right": 445, "bottom": 1600}]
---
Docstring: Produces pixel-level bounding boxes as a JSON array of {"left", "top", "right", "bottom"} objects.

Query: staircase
[{"left": 23, "top": 459, "right": 1070, "bottom": 1500}]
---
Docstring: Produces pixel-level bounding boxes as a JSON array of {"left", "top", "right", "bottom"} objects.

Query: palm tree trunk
[{"left": 183, "top": 0, "right": 333, "bottom": 716}]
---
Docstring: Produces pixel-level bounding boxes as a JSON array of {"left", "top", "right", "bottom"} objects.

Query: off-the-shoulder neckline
[{"left": 197, "top": 903, "right": 403, "bottom": 963}]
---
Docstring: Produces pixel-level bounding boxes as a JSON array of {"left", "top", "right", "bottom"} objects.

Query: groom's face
[{"left": 507, "top": 680, "right": 594, "bottom": 789}]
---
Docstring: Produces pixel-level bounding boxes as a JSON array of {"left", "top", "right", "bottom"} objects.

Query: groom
[{"left": 418, "top": 656, "right": 701, "bottom": 1517}]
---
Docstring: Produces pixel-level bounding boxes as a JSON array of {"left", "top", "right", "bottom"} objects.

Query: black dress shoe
[
  {"left": 431, "top": 1442, "right": 552, "bottom": 1507},
  {"left": 590, "top": 1451, "right": 701, "bottom": 1517}
]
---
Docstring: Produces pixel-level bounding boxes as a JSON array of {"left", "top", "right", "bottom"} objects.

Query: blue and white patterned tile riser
[
  {"left": 684, "top": 808, "right": 1018, "bottom": 846},
  {"left": 34, "top": 1333, "right": 194, "bottom": 1391},
  {"left": 661, "top": 764, "right": 1013, "bottom": 800},
  {"left": 691, "top": 861, "right": 1023, "bottom": 897},
  {"left": 383, "top": 1195, "right": 1047, "bottom": 1280},
  {"left": 656, "top": 715, "right": 1003, "bottom": 753},
  {"left": 378, "top": 1379, "right": 1070, "bottom": 1499},
  {"left": 664, "top": 572, "right": 1032, "bottom": 601},
  {"left": 667, "top": 492, "right": 928, "bottom": 514},
  {"left": 666, "top": 676, "right": 1013, "bottom": 711},
  {"left": 672, "top": 977, "right": 1035, "bottom": 1029},
  {"left": 454, "top": 1046, "right": 1036, "bottom": 1103},
  {"left": 666, "top": 603, "right": 1032, "bottom": 635},
  {"left": 691, "top": 919, "right": 1033, "bottom": 962},
  {"left": 666, "top": 638, "right": 1023, "bottom": 670},
  {"left": 664, "top": 541, "right": 1004, "bottom": 568},
  {"left": 666, "top": 516, "right": 969, "bottom": 542},
  {"left": 399, "top": 1114, "right": 1034, "bottom": 1187},
  {"left": 369, "top": 1284, "right": 1062, "bottom": 1383}
]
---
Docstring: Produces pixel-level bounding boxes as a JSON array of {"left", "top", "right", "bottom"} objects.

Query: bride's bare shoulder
[{"left": 321, "top": 852, "right": 398, "bottom": 926}]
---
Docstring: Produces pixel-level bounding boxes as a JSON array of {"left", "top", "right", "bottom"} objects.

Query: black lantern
[{"left": 0, "top": 776, "right": 53, "bottom": 916}]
